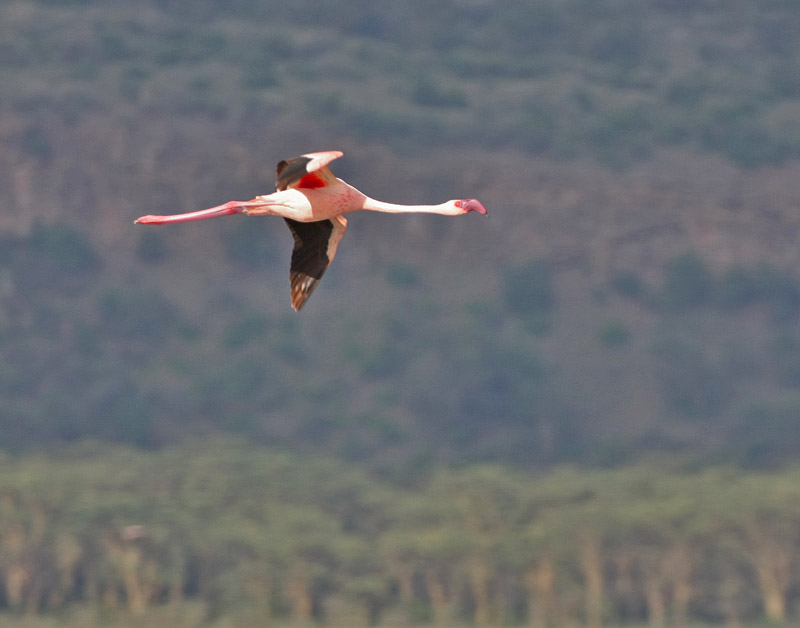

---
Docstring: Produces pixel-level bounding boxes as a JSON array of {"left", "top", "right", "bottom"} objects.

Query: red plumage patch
[{"left": 296, "top": 172, "right": 328, "bottom": 189}]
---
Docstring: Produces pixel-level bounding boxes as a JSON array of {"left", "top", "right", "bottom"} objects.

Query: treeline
[{"left": 1, "top": 440, "right": 799, "bottom": 627}]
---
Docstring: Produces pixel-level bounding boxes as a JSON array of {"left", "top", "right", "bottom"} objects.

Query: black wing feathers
[
  {"left": 284, "top": 218, "right": 334, "bottom": 310},
  {"left": 276, "top": 157, "right": 313, "bottom": 192}
]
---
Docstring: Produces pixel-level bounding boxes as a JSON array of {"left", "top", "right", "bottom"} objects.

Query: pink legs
[{"left": 135, "top": 200, "right": 265, "bottom": 225}]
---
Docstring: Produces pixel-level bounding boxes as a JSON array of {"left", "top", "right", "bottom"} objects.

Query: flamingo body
[{"left": 135, "top": 151, "right": 486, "bottom": 310}]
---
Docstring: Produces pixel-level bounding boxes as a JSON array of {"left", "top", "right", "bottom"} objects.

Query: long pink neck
[{"left": 361, "top": 196, "right": 459, "bottom": 216}]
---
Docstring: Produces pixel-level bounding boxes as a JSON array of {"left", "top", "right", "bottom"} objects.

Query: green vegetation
[
  {"left": 0, "top": 0, "right": 798, "bottom": 471},
  {"left": 598, "top": 319, "right": 631, "bottom": 348},
  {"left": 5, "top": 209, "right": 800, "bottom": 465},
  {"left": 506, "top": 259, "right": 556, "bottom": 335},
  {"left": 3, "top": 2, "right": 800, "bottom": 626},
  {"left": 0, "top": 441, "right": 796, "bottom": 627},
  {"left": 3, "top": 0, "right": 800, "bottom": 166}
]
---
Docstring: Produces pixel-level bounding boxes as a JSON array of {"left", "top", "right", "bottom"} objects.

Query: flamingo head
[{"left": 454, "top": 199, "right": 488, "bottom": 215}]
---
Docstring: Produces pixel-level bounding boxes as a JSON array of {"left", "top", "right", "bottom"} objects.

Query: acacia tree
[
  {"left": 723, "top": 472, "right": 800, "bottom": 623},
  {"left": 607, "top": 471, "right": 706, "bottom": 628},
  {"left": 379, "top": 497, "right": 434, "bottom": 624},
  {"left": 336, "top": 535, "right": 392, "bottom": 626},
  {"left": 444, "top": 466, "right": 527, "bottom": 625},
  {"left": 538, "top": 470, "right": 616, "bottom": 628},
  {"left": 495, "top": 514, "right": 561, "bottom": 628}
]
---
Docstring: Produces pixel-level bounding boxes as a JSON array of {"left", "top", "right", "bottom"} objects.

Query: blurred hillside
[{"left": 3, "top": 0, "right": 800, "bottom": 468}]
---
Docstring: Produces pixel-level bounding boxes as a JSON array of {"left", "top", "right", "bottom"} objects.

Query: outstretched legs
[{"left": 135, "top": 200, "right": 266, "bottom": 225}]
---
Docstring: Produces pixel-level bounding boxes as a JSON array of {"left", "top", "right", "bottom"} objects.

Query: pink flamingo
[{"left": 135, "top": 151, "right": 487, "bottom": 310}]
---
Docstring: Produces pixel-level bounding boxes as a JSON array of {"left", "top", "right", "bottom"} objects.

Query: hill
[{"left": 1, "top": 0, "right": 800, "bottom": 469}]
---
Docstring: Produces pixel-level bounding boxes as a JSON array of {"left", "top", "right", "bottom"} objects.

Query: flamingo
[{"left": 135, "top": 150, "right": 487, "bottom": 311}]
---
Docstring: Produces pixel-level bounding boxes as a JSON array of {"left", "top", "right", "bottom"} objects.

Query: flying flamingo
[{"left": 135, "top": 151, "right": 487, "bottom": 310}]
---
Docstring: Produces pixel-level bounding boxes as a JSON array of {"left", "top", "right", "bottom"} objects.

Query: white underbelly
[{"left": 254, "top": 184, "right": 364, "bottom": 222}]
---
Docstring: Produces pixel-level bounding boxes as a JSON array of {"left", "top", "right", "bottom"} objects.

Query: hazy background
[{"left": 2, "top": 1, "right": 800, "bottom": 626}]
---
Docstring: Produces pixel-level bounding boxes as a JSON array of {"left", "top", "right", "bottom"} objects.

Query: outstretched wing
[
  {"left": 276, "top": 151, "right": 344, "bottom": 192},
  {"left": 284, "top": 214, "right": 348, "bottom": 311}
]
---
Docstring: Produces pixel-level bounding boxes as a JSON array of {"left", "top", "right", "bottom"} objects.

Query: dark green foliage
[
  {"left": 97, "top": 382, "right": 155, "bottom": 446},
  {"left": 7, "top": 232, "right": 780, "bottom": 462},
  {"left": 410, "top": 76, "right": 467, "bottom": 108},
  {"left": 716, "top": 265, "right": 763, "bottom": 309},
  {"left": 225, "top": 219, "right": 282, "bottom": 268},
  {"left": 205, "top": 356, "right": 265, "bottom": 399},
  {"left": 19, "top": 124, "right": 53, "bottom": 162},
  {"left": 499, "top": 4, "right": 564, "bottom": 54},
  {"left": 589, "top": 22, "right": 648, "bottom": 70},
  {"left": 36, "top": 0, "right": 95, "bottom": 5},
  {"left": 598, "top": 319, "right": 631, "bottom": 348},
  {"left": 769, "top": 60, "right": 800, "bottom": 98},
  {"left": 665, "top": 72, "right": 709, "bottom": 106},
  {"left": 699, "top": 104, "right": 796, "bottom": 167},
  {"left": 352, "top": 344, "right": 403, "bottom": 379},
  {"left": 241, "top": 61, "right": 279, "bottom": 90},
  {"left": 28, "top": 221, "right": 97, "bottom": 270},
  {"left": 651, "top": 332, "right": 733, "bottom": 418},
  {"left": 95, "top": 24, "right": 136, "bottom": 61},
  {"left": 222, "top": 313, "right": 271, "bottom": 349},
  {"left": 505, "top": 259, "right": 556, "bottom": 334},
  {"left": 610, "top": 270, "right": 645, "bottom": 298},
  {"left": 135, "top": 229, "right": 168, "bottom": 263},
  {"left": 729, "top": 396, "right": 800, "bottom": 466},
  {"left": 511, "top": 101, "right": 561, "bottom": 153},
  {"left": 345, "top": 108, "right": 420, "bottom": 145},
  {"left": 385, "top": 263, "right": 421, "bottom": 287},
  {"left": 661, "top": 251, "right": 712, "bottom": 308},
  {"left": 272, "top": 315, "right": 308, "bottom": 365},
  {"left": 97, "top": 285, "right": 177, "bottom": 344},
  {"left": 588, "top": 104, "right": 654, "bottom": 166},
  {"left": 717, "top": 263, "right": 800, "bottom": 320},
  {"left": 119, "top": 66, "right": 151, "bottom": 102},
  {"left": 11, "top": 227, "right": 800, "bottom": 465},
  {"left": 770, "top": 331, "right": 800, "bottom": 387},
  {"left": 152, "top": 27, "right": 228, "bottom": 66}
]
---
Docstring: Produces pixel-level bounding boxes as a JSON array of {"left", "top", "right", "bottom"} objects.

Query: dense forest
[
  {"left": 1, "top": 441, "right": 800, "bottom": 628},
  {"left": 3, "top": 0, "right": 800, "bottom": 625}
]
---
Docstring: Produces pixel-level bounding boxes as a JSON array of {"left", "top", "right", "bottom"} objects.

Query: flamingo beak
[{"left": 461, "top": 199, "right": 488, "bottom": 215}]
